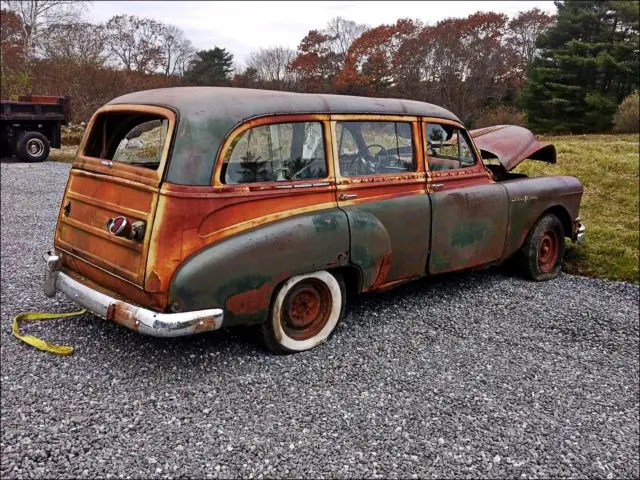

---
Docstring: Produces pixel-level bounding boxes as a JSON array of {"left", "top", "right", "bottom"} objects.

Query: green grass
[
  {"left": 50, "top": 134, "right": 639, "bottom": 283},
  {"left": 515, "top": 134, "right": 639, "bottom": 283}
]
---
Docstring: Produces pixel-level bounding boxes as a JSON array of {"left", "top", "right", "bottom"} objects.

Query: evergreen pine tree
[
  {"left": 183, "top": 47, "right": 235, "bottom": 86},
  {"left": 522, "top": 0, "right": 639, "bottom": 133}
]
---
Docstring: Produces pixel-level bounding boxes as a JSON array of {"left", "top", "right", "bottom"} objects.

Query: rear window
[{"left": 83, "top": 113, "right": 169, "bottom": 170}]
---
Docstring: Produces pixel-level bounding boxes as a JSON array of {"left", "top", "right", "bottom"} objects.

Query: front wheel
[
  {"left": 518, "top": 213, "right": 565, "bottom": 281},
  {"left": 262, "top": 270, "right": 345, "bottom": 354}
]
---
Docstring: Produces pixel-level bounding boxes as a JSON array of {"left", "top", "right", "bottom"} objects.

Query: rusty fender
[
  {"left": 168, "top": 209, "right": 350, "bottom": 327},
  {"left": 502, "top": 175, "right": 584, "bottom": 260}
]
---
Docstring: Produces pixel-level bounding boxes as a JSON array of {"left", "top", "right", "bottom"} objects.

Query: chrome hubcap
[{"left": 26, "top": 138, "right": 45, "bottom": 157}]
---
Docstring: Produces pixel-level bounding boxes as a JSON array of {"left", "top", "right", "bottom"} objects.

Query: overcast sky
[{"left": 89, "top": 1, "right": 556, "bottom": 66}]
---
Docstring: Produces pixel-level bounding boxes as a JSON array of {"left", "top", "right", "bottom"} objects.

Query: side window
[
  {"left": 222, "top": 122, "right": 327, "bottom": 184},
  {"left": 336, "top": 121, "right": 415, "bottom": 177},
  {"left": 425, "top": 124, "right": 477, "bottom": 171}
]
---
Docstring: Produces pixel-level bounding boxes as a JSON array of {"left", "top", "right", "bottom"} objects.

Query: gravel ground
[{"left": 1, "top": 159, "right": 639, "bottom": 479}]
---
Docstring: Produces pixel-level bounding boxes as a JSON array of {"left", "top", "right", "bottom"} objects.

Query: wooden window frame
[
  {"left": 75, "top": 104, "right": 176, "bottom": 188},
  {"left": 329, "top": 114, "right": 425, "bottom": 183},
  {"left": 421, "top": 118, "right": 489, "bottom": 178},
  {"left": 213, "top": 114, "right": 334, "bottom": 190}
]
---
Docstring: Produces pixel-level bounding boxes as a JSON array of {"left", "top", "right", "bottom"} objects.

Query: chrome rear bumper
[{"left": 43, "top": 251, "right": 223, "bottom": 337}]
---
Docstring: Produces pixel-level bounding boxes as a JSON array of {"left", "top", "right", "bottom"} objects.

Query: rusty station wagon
[{"left": 43, "top": 87, "right": 586, "bottom": 353}]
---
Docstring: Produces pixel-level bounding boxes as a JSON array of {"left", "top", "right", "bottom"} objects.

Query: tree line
[{"left": 1, "top": 0, "right": 638, "bottom": 132}]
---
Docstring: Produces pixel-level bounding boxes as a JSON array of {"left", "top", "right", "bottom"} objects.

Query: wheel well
[
  {"left": 328, "top": 265, "right": 362, "bottom": 298},
  {"left": 543, "top": 205, "right": 573, "bottom": 238}
]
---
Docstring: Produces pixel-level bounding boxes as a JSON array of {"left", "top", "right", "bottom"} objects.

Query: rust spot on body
[
  {"left": 226, "top": 272, "right": 291, "bottom": 315},
  {"left": 370, "top": 252, "right": 392, "bottom": 291},
  {"left": 226, "top": 282, "right": 272, "bottom": 315},
  {"left": 146, "top": 271, "right": 162, "bottom": 292}
]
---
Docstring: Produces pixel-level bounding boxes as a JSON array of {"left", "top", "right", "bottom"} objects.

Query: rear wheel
[
  {"left": 262, "top": 270, "right": 345, "bottom": 354},
  {"left": 518, "top": 213, "right": 565, "bottom": 281},
  {"left": 15, "top": 131, "right": 50, "bottom": 162}
]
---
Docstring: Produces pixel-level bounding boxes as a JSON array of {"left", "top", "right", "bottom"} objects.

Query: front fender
[
  {"left": 168, "top": 208, "right": 350, "bottom": 326},
  {"left": 502, "top": 175, "right": 583, "bottom": 259}
]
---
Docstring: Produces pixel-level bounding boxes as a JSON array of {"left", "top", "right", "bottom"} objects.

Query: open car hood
[{"left": 469, "top": 125, "right": 556, "bottom": 171}]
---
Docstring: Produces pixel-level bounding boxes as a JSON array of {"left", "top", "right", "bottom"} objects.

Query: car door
[
  {"left": 423, "top": 119, "right": 509, "bottom": 274},
  {"left": 331, "top": 115, "right": 431, "bottom": 291}
]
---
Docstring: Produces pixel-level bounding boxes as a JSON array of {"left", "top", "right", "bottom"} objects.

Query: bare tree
[
  {"left": 39, "top": 22, "right": 109, "bottom": 66},
  {"left": 1, "top": 0, "right": 89, "bottom": 58},
  {"left": 173, "top": 37, "right": 196, "bottom": 77},
  {"left": 105, "top": 14, "right": 165, "bottom": 74},
  {"left": 246, "top": 46, "right": 297, "bottom": 89},
  {"left": 325, "top": 16, "right": 368, "bottom": 58},
  {"left": 160, "top": 24, "right": 195, "bottom": 77}
]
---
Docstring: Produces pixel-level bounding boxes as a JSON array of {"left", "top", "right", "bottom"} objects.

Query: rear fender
[{"left": 168, "top": 209, "right": 350, "bottom": 326}]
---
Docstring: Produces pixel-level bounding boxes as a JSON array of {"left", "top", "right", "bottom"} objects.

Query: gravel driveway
[{"left": 1, "top": 160, "right": 638, "bottom": 479}]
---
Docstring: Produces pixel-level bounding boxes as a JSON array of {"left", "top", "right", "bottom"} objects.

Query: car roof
[
  {"left": 106, "top": 87, "right": 463, "bottom": 185},
  {"left": 108, "top": 87, "right": 461, "bottom": 123}
]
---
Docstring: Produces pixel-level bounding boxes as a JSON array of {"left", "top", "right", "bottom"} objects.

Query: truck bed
[{"left": 0, "top": 96, "right": 69, "bottom": 123}]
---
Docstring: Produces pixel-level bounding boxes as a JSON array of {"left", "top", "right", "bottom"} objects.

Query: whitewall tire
[{"left": 262, "top": 270, "right": 345, "bottom": 353}]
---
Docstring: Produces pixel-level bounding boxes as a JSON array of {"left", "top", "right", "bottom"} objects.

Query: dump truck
[{"left": 0, "top": 95, "right": 70, "bottom": 162}]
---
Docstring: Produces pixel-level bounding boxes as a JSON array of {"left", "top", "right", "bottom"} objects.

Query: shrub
[
  {"left": 472, "top": 105, "right": 526, "bottom": 129},
  {"left": 612, "top": 91, "right": 639, "bottom": 133},
  {"left": 61, "top": 126, "right": 85, "bottom": 146}
]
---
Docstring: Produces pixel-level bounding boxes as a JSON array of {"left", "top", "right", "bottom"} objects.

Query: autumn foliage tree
[
  {"left": 337, "top": 18, "right": 422, "bottom": 96},
  {"left": 289, "top": 30, "right": 341, "bottom": 92},
  {"left": 506, "top": 8, "right": 556, "bottom": 81},
  {"left": 6, "top": 2, "right": 627, "bottom": 133},
  {"left": 1, "top": 0, "right": 89, "bottom": 59},
  {"left": 289, "top": 17, "right": 367, "bottom": 93},
  {"left": 0, "top": 8, "right": 25, "bottom": 71}
]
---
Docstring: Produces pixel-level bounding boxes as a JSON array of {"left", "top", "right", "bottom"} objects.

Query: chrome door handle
[
  {"left": 338, "top": 193, "right": 358, "bottom": 200},
  {"left": 431, "top": 183, "right": 445, "bottom": 190}
]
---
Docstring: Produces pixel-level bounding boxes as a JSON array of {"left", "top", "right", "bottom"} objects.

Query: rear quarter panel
[
  {"left": 168, "top": 209, "right": 350, "bottom": 326},
  {"left": 502, "top": 175, "right": 583, "bottom": 259}
]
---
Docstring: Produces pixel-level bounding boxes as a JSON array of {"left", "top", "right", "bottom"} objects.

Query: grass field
[
  {"left": 516, "top": 134, "right": 639, "bottom": 283},
  {"left": 48, "top": 133, "right": 639, "bottom": 283}
]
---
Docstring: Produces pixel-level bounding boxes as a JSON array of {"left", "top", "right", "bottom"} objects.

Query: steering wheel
[
  {"left": 290, "top": 160, "right": 320, "bottom": 180},
  {"left": 352, "top": 144, "right": 389, "bottom": 175}
]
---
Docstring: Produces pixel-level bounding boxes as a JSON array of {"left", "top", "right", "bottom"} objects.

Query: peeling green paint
[
  {"left": 451, "top": 220, "right": 491, "bottom": 248},
  {"left": 169, "top": 209, "right": 349, "bottom": 326}
]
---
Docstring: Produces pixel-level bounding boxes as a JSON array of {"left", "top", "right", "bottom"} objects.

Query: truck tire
[
  {"left": 15, "top": 131, "right": 50, "bottom": 162},
  {"left": 517, "top": 213, "right": 565, "bottom": 281}
]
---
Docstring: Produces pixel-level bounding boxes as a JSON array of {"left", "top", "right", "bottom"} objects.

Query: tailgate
[
  {"left": 56, "top": 170, "right": 158, "bottom": 286},
  {"left": 54, "top": 104, "right": 175, "bottom": 289}
]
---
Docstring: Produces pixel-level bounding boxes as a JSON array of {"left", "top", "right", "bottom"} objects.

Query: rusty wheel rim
[
  {"left": 282, "top": 280, "right": 332, "bottom": 341},
  {"left": 538, "top": 230, "right": 559, "bottom": 273}
]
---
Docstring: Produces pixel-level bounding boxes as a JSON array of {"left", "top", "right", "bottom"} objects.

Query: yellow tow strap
[{"left": 12, "top": 309, "right": 87, "bottom": 356}]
